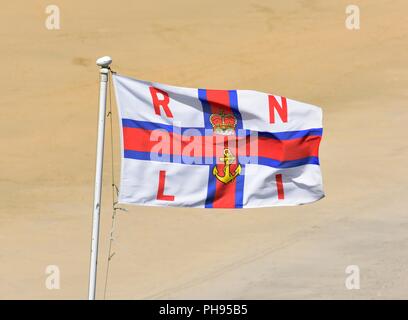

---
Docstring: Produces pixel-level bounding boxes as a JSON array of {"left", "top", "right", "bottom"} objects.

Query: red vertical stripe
[
  {"left": 206, "top": 90, "right": 232, "bottom": 115},
  {"left": 276, "top": 174, "right": 284, "bottom": 200},
  {"left": 212, "top": 138, "right": 237, "bottom": 208},
  {"left": 206, "top": 90, "right": 237, "bottom": 208}
]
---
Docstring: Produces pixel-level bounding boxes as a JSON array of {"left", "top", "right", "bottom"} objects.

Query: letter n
[
  {"left": 149, "top": 87, "right": 173, "bottom": 118},
  {"left": 269, "top": 95, "right": 288, "bottom": 123},
  {"left": 156, "top": 170, "right": 175, "bottom": 201}
]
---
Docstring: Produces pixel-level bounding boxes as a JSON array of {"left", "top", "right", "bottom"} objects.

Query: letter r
[{"left": 149, "top": 87, "right": 173, "bottom": 118}]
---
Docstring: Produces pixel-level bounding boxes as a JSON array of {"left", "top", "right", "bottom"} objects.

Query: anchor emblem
[{"left": 213, "top": 148, "right": 241, "bottom": 184}]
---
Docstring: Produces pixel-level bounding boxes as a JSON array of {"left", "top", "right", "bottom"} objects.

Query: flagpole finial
[{"left": 96, "top": 56, "right": 112, "bottom": 68}]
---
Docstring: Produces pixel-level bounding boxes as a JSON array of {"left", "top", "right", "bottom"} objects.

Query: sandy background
[{"left": 0, "top": 0, "right": 407, "bottom": 299}]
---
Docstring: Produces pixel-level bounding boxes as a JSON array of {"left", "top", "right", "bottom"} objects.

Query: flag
[{"left": 113, "top": 74, "right": 324, "bottom": 208}]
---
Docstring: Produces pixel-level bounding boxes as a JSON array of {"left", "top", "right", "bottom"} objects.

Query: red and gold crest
[{"left": 209, "top": 110, "right": 237, "bottom": 136}]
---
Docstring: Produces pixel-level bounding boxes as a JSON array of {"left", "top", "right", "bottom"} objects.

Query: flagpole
[{"left": 88, "top": 56, "right": 112, "bottom": 300}]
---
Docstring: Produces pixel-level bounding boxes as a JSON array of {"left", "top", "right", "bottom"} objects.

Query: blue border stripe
[
  {"left": 258, "top": 128, "right": 322, "bottom": 140},
  {"left": 198, "top": 88, "right": 217, "bottom": 208},
  {"left": 122, "top": 119, "right": 206, "bottom": 135},
  {"left": 228, "top": 90, "right": 243, "bottom": 130},
  {"left": 124, "top": 150, "right": 319, "bottom": 169},
  {"left": 123, "top": 118, "right": 173, "bottom": 131},
  {"left": 234, "top": 165, "right": 245, "bottom": 208},
  {"left": 123, "top": 150, "right": 215, "bottom": 165},
  {"left": 122, "top": 118, "right": 321, "bottom": 140},
  {"left": 205, "top": 167, "right": 216, "bottom": 208},
  {"left": 228, "top": 90, "right": 245, "bottom": 208},
  {"left": 198, "top": 89, "right": 213, "bottom": 130},
  {"left": 257, "top": 156, "right": 319, "bottom": 168}
]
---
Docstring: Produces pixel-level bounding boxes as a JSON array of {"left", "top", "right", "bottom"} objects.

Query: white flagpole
[{"left": 88, "top": 56, "right": 112, "bottom": 300}]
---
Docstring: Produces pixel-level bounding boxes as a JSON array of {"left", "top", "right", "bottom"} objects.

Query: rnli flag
[{"left": 113, "top": 74, "right": 324, "bottom": 208}]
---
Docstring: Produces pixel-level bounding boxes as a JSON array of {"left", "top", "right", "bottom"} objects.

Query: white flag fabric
[{"left": 113, "top": 73, "right": 324, "bottom": 208}]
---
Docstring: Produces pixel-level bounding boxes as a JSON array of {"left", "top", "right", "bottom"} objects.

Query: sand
[{"left": 0, "top": 0, "right": 407, "bottom": 299}]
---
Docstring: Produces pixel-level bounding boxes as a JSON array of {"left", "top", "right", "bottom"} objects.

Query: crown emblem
[{"left": 209, "top": 110, "right": 236, "bottom": 136}]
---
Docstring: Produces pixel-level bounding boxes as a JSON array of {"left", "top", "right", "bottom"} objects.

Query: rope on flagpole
[{"left": 102, "top": 69, "right": 125, "bottom": 300}]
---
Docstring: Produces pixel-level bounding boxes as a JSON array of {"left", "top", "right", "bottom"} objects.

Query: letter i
[{"left": 275, "top": 174, "right": 284, "bottom": 200}]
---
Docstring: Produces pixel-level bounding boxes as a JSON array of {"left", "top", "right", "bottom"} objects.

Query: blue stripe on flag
[
  {"left": 122, "top": 118, "right": 321, "bottom": 140},
  {"left": 198, "top": 89, "right": 213, "bottom": 130},
  {"left": 257, "top": 156, "right": 320, "bottom": 168},
  {"left": 228, "top": 90, "right": 245, "bottom": 208},
  {"left": 122, "top": 119, "right": 206, "bottom": 135},
  {"left": 122, "top": 118, "right": 173, "bottom": 131},
  {"left": 123, "top": 150, "right": 215, "bottom": 165},
  {"left": 205, "top": 167, "right": 216, "bottom": 208},
  {"left": 199, "top": 88, "right": 216, "bottom": 208},
  {"left": 234, "top": 165, "right": 245, "bottom": 208},
  {"left": 228, "top": 90, "right": 243, "bottom": 130},
  {"left": 258, "top": 128, "right": 323, "bottom": 140}
]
